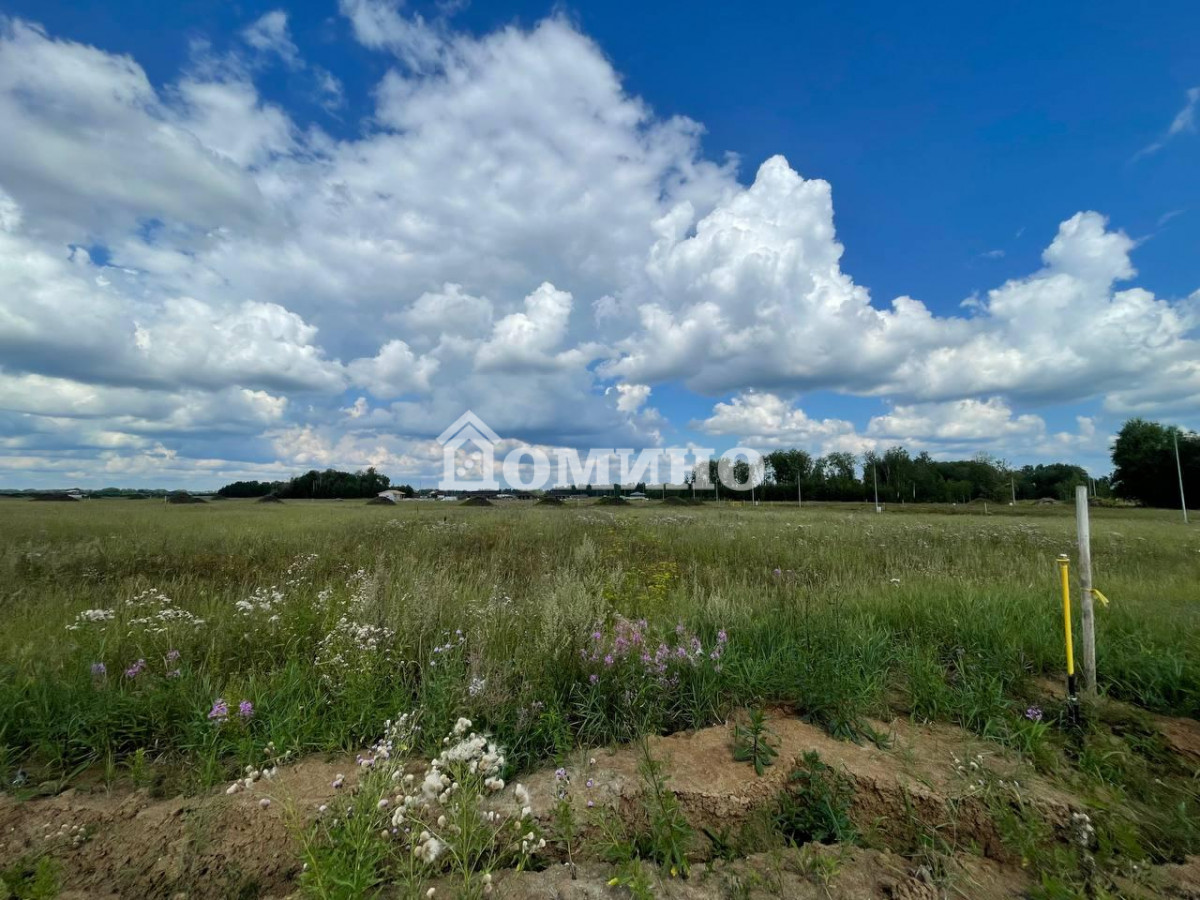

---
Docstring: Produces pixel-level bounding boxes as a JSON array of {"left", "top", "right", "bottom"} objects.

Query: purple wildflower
[
  {"left": 1024, "top": 706, "right": 1044, "bottom": 722},
  {"left": 124, "top": 658, "right": 146, "bottom": 679},
  {"left": 588, "top": 673, "right": 599, "bottom": 684},
  {"left": 90, "top": 662, "right": 106, "bottom": 678},
  {"left": 207, "top": 698, "right": 229, "bottom": 721},
  {"left": 238, "top": 700, "right": 255, "bottom": 719},
  {"left": 165, "top": 649, "right": 181, "bottom": 663},
  {"left": 165, "top": 669, "right": 181, "bottom": 679},
  {"left": 603, "top": 654, "right": 614, "bottom": 667}
]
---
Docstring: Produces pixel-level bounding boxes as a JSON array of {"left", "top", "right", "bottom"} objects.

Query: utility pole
[
  {"left": 1010, "top": 477, "right": 1016, "bottom": 506},
  {"left": 873, "top": 465, "right": 881, "bottom": 513},
  {"left": 1075, "top": 485, "right": 1097, "bottom": 698},
  {"left": 1175, "top": 430, "right": 1189, "bottom": 524},
  {"left": 797, "top": 480, "right": 802, "bottom": 508}
]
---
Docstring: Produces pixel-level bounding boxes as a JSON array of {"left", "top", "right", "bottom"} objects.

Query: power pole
[
  {"left": 1075, "top": 485, "right": 1097, "bottom": 698},
  {"left": 1174, "top": 430, "right": 1189, "bottom": 524},
  {"left": 1010, "top": 477, "right": 1016, "bottom": 506},
  {"left": 797, "top": 480, "right": 802, "bottom": 508},
  {"left": 873, "top": 465, "right": 881, "bottom": 513}
]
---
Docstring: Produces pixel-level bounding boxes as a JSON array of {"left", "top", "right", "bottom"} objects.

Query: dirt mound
[
  {"left": 365, "top": 496, "right": 396, "bottom": 505},
  {"left": 166, "top": 493, "right": 206, "bottom": 504},
  {"left": 460, "top": 496, "right": 494, "bottom": 507},
  {"left": 536, "top": 496, "right": 564, "bottom": 506},
  {"left": 596, "top": 495, "right": 629, "bottom": 506},
  {"left": 487, "top": 845, "right": 1029, "bottom": 899},
  {"left": 511, "top": 713, "right": 1075, "bottom": 867},
  {"left": 0, "top": 757, "right": 359, "bottom": 900},
  {"left": 7, "top": 711, "right": 1199, "bottom": 897},
  {"left": 257, "top": 494, "right": 284, "bottom": 504}
]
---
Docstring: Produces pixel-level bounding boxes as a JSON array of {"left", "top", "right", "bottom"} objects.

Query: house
[{"left": 376, "top": 490, "right": 404, "bottom": 503}]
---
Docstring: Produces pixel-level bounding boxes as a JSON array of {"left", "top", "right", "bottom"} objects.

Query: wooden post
[{"left": 1075, "top": 485, "right": 1096, "bottom": 698}]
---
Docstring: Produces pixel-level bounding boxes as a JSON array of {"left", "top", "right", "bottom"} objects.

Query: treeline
[
  {"left": 745, "top": 448, "right": 1097, "bottom": 504},
  {"left": 218, "top": 467, "right": 414, "bottom": 500},
  {"left": 1112, "top": 419, "right": 1198, "bottom": 509}
]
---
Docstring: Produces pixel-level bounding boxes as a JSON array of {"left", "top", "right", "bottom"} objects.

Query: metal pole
[
  {"left": 1075, "top": 485, "right": 1096, "bottom": 698},
  {"left": 1057, "top": 554, "right": 1079, "bottom": 722},
  {"left": 873, "top": 465, "right": 880, "bottom": 512},
  {"left": 1174, "top": 430, "right": 1189, "bottom": 524},
  {"left": 798, "top": 480, "right": 802, "bottom": 508}
]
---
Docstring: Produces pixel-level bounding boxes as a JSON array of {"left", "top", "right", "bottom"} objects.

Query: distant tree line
[
  {"left": 738, "top": 448, "right": 1098, "bottom": 504},
  {"left": 217, "top": 468, "right": 414, "bottom": 500},
  {"left": 207, "top": 417, "right": 1195, "bottom": 509},
  {"left": 1111, "top": 418, "right": 1198, "bottom": 509}
]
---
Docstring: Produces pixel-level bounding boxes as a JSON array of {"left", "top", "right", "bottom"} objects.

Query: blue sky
[{"left": 0, "top": 0, "right": 1196, "bottom": 487}]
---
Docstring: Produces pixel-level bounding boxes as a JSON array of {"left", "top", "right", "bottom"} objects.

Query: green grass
[{"left": 0, "top": 497, "right": 1196, "bottom": 789}]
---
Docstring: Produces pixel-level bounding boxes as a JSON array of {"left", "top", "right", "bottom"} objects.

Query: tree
[
  {"left": 1112, "top": 418, "right": 1199, "bottom": 508},
  {"left": 764, "top": 449, "right": 813, "bottom": 485}
]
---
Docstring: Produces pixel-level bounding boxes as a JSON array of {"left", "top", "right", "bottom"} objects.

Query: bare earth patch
[{"left": 2, "top": 712, "right": 1198, "bottom": 898}]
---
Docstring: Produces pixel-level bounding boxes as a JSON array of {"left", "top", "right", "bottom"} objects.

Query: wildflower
[
  {"left": 1024, "top": 706, "right": 1043, "bottom": 722},
  {"left": 166, "top": 649, "right": 181, "bottom": 663},
  {"left": 588, "top": 673, "right": 599, "bottom": 684},
  {"left": 67, "top": 608, "right": 115, "bottom": 631},
  {"left": 587, "top": 800, "right": 594, "bottom": 808},
  {"left": 90, "top": 662, "right": 106, "bottom": 678},
  {"left": 332, "top": 774, "right": 345, "bottom": 789},
  {"left": 585, "top": 779, "right": 594, "bottom": 789},
  {"left": 238, "top": 700, "right": 255, "bottom": 719},
  {"left": 259, "top": 798, "right": 271, "bottom": 809},
  {"left": 207, "top": 698, "right": 229, "bottom": 721},
  {"left": 124, "top": 658, "right": 147, "bottom": 679}
]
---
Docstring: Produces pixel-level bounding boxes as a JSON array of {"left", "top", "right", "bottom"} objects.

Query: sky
[{"left": 0, "top": 0, "right": 1197, "bottom": 489}]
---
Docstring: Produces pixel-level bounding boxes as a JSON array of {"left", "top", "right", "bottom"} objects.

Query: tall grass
[{"left": 0, "top": 498, "right": 1196, "bottom": 785}]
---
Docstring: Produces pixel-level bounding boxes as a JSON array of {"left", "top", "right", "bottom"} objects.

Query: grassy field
[
  {"left": 2, "top": 497, "right": 1199, "bottom": 897},
  {"left": 1, "top": 496, "right": 1196, "bottom": 783}
]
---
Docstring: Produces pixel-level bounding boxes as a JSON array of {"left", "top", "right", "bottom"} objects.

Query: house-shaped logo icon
[{"left": 437, "top": 410, "right": 501, "bottom": 491}]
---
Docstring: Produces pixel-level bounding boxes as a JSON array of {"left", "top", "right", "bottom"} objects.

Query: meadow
[{"left": 1, "top": 497, "right": 1198, "bottom": 897}]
